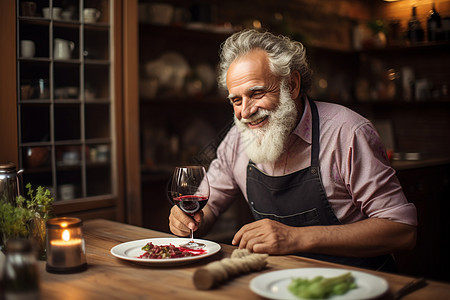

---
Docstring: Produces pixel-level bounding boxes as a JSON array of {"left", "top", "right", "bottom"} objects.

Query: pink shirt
[{"left": 207, "top": 99, "right": 417, "bottom": 226}]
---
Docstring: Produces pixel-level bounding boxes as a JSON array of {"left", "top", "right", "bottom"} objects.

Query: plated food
[
  {"left": 250, "top": 268, "right": 388, "bottom": 300},
  {"left": 110, "top": 238, "right": 221, "bottom": 266},
  {"left": 138, "top": 242, "right": 206, "bottom": 259}
]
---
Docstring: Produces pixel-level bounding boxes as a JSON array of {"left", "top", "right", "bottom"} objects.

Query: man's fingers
[
  {"left": 169, "top": 206, "right": 204, "bottom": 235},
  {"left": 169, "top": 206, "right": 193, "bottom": 236},
  {"left": 232, "top": 223, "right": 256, "bottom": 247},
  {"left": 193, "top": 210, "right": 204, "bottom": 223},
  {"left": 232, "top": 227, "right": 244, "bottom": 246}
]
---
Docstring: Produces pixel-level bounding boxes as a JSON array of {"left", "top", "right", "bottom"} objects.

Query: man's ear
[{"left": 289, "top": 70, "right": 301, "bottom": 99}]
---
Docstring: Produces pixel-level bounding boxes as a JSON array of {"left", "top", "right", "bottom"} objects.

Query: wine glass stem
[{"left": 190, "top": 228, "right": 194, "bottom": 243}]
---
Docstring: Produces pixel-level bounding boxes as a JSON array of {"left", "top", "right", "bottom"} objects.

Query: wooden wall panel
[
  {"left": 0, "top": 1, "right": 18, "bottom": 165},
  {"left": 123, "top": 0, "right": 142, "bottom": 226}
]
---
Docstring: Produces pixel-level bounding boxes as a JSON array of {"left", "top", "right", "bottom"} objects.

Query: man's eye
[
  {"left": 230, "top": 98, "right": 242, "bottom": 105},
  {"left": 252, "top": 91, "right": 265, "bottom": 99}
]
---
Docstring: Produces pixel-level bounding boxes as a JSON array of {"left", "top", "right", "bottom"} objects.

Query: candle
[
  {"left": 49, "top": 230, "right": 83, "bottom": 266},
  {"left": 46, "top": 217, "right": 87, "bottom": 273}
]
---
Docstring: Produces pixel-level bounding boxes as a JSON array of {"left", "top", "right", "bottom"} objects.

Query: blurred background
[
  {"left": 1, "top": 0, "right": 449, "bottom": 282},
  {"left": 137, "top": 0, "right": 450, "bottom": 282}
]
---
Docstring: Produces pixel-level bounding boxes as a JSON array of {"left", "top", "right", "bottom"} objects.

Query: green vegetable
[{"left": 288, "top": 272, "right": 357, "bottom": 299}]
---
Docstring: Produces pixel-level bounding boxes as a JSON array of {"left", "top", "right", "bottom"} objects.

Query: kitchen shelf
[
  {"left": 357, "top": 41, "right": 450, "bottom": 55},
  {"left": 309, "top": 40, "right": 450, "bottom": 55},
  {"left": 84, "top": 23, "right": 110, "bottom": 29},
  {"left": 53, "top": 20, "right": 81, "bottom": 29},
  {"left": 349, "top": 99, "right": 450, "bottom": 106},
  {"left": 139, "top": 22, "right": 233, "bottom": 39},
  {"left": 18, "top": 16, "right": 51, "bottom": 25},
  {"left": 19, "top": 57, "right": 51, "bottom": 62},
  {"left": 16, "top": 0, "right": 114, "bottom": 202}
]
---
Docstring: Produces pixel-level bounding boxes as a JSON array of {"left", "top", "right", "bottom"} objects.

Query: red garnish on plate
[{"left": 138, "top": 242, "right": 207, "bottom": 259}]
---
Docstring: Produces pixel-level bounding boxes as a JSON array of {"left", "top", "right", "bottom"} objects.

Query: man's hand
[
  {"left": 168, "top": 205, "right": 204, "bottom": 237},
  {"left": 232, "top": 217, "right": 417, "bottom": 257},
  {"left": 232, "top": 218, "right": 300, "bottom": 254}
]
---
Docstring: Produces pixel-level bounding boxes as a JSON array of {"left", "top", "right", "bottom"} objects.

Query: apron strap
[{"left": 309, "top": 98, "right": 320, "bottom": 167}]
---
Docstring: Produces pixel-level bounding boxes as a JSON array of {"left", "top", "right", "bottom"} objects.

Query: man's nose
[{"left": 241, "top": 97, "right": 258, "bottom": 119}]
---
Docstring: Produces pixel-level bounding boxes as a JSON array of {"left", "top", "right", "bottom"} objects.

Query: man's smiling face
[
  {"left": 226, "top": 49, "right": 300, "bottom": 163},
  {"left": 226, "top": 49, "right": 281, "bottom": 128}
]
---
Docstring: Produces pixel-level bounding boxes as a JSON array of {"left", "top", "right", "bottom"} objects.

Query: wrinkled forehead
[
  {"left": 226, "top": 49, "right": 277, "bottom": 88},
  {"left": 229, "top": 49, "right": 270, "bottom": 74}
]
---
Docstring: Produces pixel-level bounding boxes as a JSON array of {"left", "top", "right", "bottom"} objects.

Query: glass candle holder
[{"left": 46, "top": 217, "right": 87, "bottom": 273}]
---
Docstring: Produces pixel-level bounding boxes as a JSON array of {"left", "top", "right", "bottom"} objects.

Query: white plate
[
  {"left": 110, "top": 238, "right": 221, "bottom": 266},
  {"left": 250, "top": 267, "right": 389, "bottom": 300}
]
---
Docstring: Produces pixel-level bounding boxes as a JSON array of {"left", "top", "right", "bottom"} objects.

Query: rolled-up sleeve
[
  {"left": 207, "top": 127, "right": 242, "bottom": 217},
  {"left": 346, "top": 123, "right": 418, "bottom": 226}
]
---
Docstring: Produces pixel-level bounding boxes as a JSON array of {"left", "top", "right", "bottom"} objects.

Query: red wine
[{"left": 173, "top": 195, "right": 208, "bottom": 215}]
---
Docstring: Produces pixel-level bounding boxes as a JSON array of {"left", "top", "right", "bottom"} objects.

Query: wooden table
[{"left": 37, "top": 219, "right": 450, "bottom": 299}]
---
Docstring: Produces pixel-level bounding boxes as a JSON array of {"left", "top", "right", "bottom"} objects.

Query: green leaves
[
  {"left": 0, "top": 183, "right": 54, "bottom": 246},
  {"left": 0, "top": 201, "right": 32, "bottom": 242},
  {"left": 24, "top": 183, "right": 54, "bottom": 218}
]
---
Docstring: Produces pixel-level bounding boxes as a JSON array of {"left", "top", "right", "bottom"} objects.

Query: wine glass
[{"left": 170, "top": 166, "right": 209, "bottom": 249}]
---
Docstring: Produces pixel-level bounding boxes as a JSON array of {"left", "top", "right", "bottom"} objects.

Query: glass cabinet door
[{"left": 17, "top": 0, "right": 114, "bottom": 201}]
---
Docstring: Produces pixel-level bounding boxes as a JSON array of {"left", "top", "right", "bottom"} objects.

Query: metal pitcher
[{"left": 0, "top": 162, "right": 24, "bottom": 204}]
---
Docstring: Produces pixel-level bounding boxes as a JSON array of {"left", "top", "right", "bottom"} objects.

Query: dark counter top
[{"left": 391, "top": 157, "right": 450, "bottom": 171}]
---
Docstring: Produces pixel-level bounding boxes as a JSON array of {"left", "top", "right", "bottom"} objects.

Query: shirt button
[{"left": 248, "top": 166, "right": 252, "bottom": 172}]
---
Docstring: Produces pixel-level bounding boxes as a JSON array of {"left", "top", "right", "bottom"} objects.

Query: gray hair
[{"left": 218, "top": 29, "right": 312, "bottom": 95}]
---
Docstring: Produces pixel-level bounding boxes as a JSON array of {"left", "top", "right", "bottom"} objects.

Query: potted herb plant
[{"left": 0, "top": 183, "right": 54, "bottom": 259}]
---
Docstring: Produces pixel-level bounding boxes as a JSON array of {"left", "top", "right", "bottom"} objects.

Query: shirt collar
[{"left": 292, "top": 96, "right": 312, "bottom": 144}]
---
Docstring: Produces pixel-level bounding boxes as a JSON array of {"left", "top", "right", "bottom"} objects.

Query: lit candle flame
[
  {"left": 62, "top": 229, "right": 70, "bottom": 241},
  {"left": 61, "top": 222, "right": 68, "bottom": 228}
]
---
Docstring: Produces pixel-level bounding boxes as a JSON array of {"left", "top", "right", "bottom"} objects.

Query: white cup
[
  {"left": 42, "top": 7, "right": 50, "bottom": 18},
  {"left": 54, "top": 38, "right": 75, "bottom": 60},
  {"left": 62, "top": 151, "right": 79, "bottom": 165},
  {"left": 59, "top": 184, "right": 75, "bottom": 200},
  {"left": 21, "top": 40, "right": 35, "bottom": 58},
  {"left": 42, "top": 7, "right": 62, "bottom": 19},
  {"left": 83, "top": 8, "right": 101, "bottom": 23},
  {"left": 52, "top": 7, "right": 62, "bottom": 19},
  {"left": 61, "top": 10, "right": 74, "bottom": 21}
]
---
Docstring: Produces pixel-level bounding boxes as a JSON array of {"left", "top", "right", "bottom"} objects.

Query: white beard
[{"left": 234, "top": 81, "right": 298, "bottom": 163}]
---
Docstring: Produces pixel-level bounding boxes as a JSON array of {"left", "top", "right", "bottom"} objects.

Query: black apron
[{"left": 246, "top": 99, "right": 396, "bottom": 272}]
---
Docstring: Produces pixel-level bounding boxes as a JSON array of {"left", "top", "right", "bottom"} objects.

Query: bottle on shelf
[
  {"left": 407, "top": 6, "right": 424, "bottom": 44},
  {"left": 443, "top": 16, "right": 450, "bottom": 41},
  {"left": 427, "top": 2, "right": 442, "bottom": 41}
]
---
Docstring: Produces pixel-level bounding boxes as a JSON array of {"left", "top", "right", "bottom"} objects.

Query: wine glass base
[{"left": 181, "top": 241, "right": 206, "bottom": 250}]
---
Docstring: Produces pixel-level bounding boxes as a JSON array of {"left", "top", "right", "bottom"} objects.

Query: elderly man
[{"left": 169, "top": 29, "right": 417, "bottom": 271}]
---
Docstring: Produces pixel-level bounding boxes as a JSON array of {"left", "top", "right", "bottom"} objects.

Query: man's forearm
[{"left": 297, "top": 218, "right": 417, "bottom": 257}]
